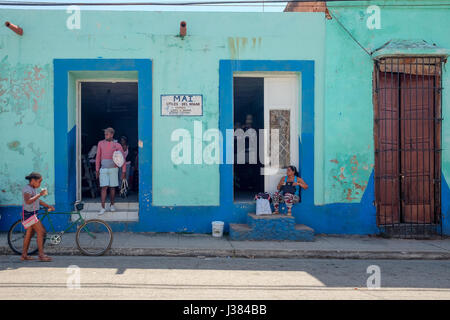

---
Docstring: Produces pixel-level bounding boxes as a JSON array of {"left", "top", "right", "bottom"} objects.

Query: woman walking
[{"left": 21, "top": 172, "right": 54, "bottom": 262}]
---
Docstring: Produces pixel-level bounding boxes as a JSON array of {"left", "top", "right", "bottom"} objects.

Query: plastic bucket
[{"left": 211, "top": 221, "right": 225, "bottom": 238}]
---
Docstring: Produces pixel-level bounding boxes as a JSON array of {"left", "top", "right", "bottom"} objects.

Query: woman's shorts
[
  {"left": 23, "top": 210, "right": 37, "bottom": 220},
  {"left": 99, "top": 167, "right": 119, "bottom": 187}
]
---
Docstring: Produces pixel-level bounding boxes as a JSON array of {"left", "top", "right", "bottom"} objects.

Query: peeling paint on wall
[
  {"left": 0, "top": 164, "right": 23, "bottom": 204},
  {"left": 0, "top": 56, "right": 52, "bottom": 205},
  {"left": 0, "top": 56, "right": 49, "bottom": 126},
  {"left": 27, "top": 142, "right": 45, "bottom": 172},
  {"left": 328, "top": 154, "right": 372, "bottom": 202}
]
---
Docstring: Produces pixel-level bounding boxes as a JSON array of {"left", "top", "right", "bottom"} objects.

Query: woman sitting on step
[{"left": 272, "top": 165, "right": 308, "bottom": 216}]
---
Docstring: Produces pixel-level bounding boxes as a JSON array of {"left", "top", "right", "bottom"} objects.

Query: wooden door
[
  {"left": 375, "top": 68, "right": 438, "bottom": 226},
  {"left": 400, "top": 74, "right": 435, "bottom": 224},
  {"left": 375, "top": 71, "right": 401, "bottom": 225}
]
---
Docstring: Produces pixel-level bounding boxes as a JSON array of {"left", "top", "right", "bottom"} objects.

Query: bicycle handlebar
[{"left": 39, "top": 202, "right": 85, "bottom": 213}]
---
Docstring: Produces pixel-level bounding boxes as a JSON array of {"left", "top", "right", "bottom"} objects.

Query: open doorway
[
  {"left": 233, "top": 74, "right": 300, "bottom": 203},
  {"left": 78, "top": 81, "right": 139, "bottom": 204},
  {"left": 233, "top": 77, "right": 264, "bottom": 202}
]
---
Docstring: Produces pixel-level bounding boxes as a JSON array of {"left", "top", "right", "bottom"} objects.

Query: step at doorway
[{"left": 72, "top": 202, "right": 139, "bottom": 222}]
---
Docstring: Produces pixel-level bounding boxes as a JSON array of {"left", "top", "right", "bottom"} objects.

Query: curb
[{"left": 1, "top": 246, "right": 450, "bottom": 260}]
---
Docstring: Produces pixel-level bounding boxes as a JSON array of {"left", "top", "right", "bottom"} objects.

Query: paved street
[{"left": 0, "top": 255, "right": 449, "bottom": 300}]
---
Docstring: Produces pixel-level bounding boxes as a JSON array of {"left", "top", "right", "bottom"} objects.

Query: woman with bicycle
[{"left": 21, "top": 172, "right": 54, "bottom": 262}]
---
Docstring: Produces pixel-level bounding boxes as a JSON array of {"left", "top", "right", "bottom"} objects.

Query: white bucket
[{"left": 211, "top": 221, "right": 225, "bottom": 238}]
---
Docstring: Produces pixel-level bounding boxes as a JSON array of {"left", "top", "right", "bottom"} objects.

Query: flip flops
[
  {"left": 20, "top": 255, "right": 35, "bottom": 261},
  {"left": 38, "top": 255, "right": 52, "bottom": 262}
]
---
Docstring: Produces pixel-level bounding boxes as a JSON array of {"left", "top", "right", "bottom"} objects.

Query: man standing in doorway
[{"left": 95, "top": 127, "right": 126, "bottom": 215}]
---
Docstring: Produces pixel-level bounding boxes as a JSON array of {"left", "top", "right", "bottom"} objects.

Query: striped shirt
[{"left": 95, "top": 139, "right": 126, "bottom": 173}]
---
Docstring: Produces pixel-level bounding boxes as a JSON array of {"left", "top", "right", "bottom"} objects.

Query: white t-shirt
[{"left": 22, "top": 184, "right": 39, "bottom": 212}]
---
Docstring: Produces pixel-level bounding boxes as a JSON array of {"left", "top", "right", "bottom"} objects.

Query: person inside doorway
[
  {"left": 240, "top": 114, "right": 259, "bottom": 191},
  {"left": 118, "top": 135, "right": 132, "bottom": 187},
  {"left": 271, "top": 165, "right": 308, "bottom": 216},
  {"left": 95, "top": 127, "right": 126, "bottom": 215}
]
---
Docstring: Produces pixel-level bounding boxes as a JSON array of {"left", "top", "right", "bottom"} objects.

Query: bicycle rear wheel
[
  {"left": 7, "top": 220, "right": 44, "bottom": 255},
  {"left": 76, "top": 219, "right": 113, "bottom": 256}
]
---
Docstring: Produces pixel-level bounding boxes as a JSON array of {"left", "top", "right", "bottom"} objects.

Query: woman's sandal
[
  {"left": 38, "top": 255, "right": 52, "bottom": 262},
  {"left": 20, "top": 255, "right": 35, "bottom": 261}
]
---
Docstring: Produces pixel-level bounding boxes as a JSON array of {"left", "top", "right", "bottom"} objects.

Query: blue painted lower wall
[{"left": 1, "top": 171, "right": 449, "bottom": 235}]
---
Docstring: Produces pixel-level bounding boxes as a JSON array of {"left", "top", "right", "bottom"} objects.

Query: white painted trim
[
  {"left": 76, "top": 79, "right": 138, "bottom": 83},
  {"left": 234, "top": 72, "right": 298, "bottom": 78},
  {"left": 76, "top": 80, "right": 82, "bottom": 201}
]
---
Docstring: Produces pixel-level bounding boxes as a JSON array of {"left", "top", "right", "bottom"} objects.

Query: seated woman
[{"left": 272, "top": 165, "right": 308, "bottom": 216}]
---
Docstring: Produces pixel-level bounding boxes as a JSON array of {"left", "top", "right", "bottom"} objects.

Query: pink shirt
[{"left": 95, "top": 140, "right": 126, "bottom": 173}]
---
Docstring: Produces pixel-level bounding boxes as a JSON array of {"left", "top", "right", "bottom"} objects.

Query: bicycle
[{"left": 8, "top": 202, "right": 113, "bottom": 256}]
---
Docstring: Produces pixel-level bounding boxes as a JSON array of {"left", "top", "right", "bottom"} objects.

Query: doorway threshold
[{"left": 72, "top": 202, "right": 139, "bottom": 222}]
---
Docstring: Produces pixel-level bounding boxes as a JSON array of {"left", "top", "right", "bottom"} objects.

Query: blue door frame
[
  {"left": 219, "top": 60, "right": 315, "bottom": 209},
  {"left": 53, "top": 59, "right": 152, "bottom": 217}
]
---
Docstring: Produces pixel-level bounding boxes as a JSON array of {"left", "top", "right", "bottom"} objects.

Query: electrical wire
[
  {"left": 0, "top": 0, "right": 449, "bottom": 7},
  {"left": 326, "top": 8, "right": 372, "bottom": 57}
]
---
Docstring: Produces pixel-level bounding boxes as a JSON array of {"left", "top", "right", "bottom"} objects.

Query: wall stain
[
  {"left": 7, "top": 141, "right": 24, "bottom": 155},
  {"left": 228, "top": 37, "right": 236, "bottom": 59},
  {"left": 227, "top": 37, "right": 254, "bottom": 59},
  {"left": 241, "top": 37, "right": 248, "bottom": 48}
]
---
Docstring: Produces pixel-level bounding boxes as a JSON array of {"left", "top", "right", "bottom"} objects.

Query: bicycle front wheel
[
  {"left": 76, "top": 219, "right": 113, "bottom": 256},
  {"left": 7, "top": 220, "right": 44, "bottom": 255}
]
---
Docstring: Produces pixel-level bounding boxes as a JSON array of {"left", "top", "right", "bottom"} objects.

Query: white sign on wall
[{"left": 161, "top": 94, "right": 203, "bottom": 116}]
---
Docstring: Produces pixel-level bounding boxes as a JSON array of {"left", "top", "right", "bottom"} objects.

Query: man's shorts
[{"left": 99, "top": 167, "right": 119, "bottom": 187}]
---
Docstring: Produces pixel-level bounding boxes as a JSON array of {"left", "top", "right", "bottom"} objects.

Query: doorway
[
  {"left": 233, "top": 74, "right": 299, "bottom": 202},
  {"left": 373, "top": 57, "right": 443, "bottom": 236},
  {"left": 77, "top": 81, "right": 139, "bottom": 205}
]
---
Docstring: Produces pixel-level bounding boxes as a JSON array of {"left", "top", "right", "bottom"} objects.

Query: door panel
[
  {"left": 400, "top": 74, "right": 435, "bottom": 223},
  {"left": 263, "top": 77, "right": 299, "bottom": 193},
  {"left": 375, "top": 72, "right": 400, "bottom": 225}
]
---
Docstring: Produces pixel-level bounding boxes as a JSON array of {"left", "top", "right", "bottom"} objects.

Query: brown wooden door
[
  {"left": 375, "top": 70, "right": 437, "bottom": 225},
  {"left": 375, "top": 71, "right": 400, "bottom": 225},
  {"left": 400, "top": 74, "right": 435, "bottom": 224}
]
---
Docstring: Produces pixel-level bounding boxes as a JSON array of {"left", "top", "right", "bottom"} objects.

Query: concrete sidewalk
[{"left": 1, "top": 232, "right": 450, "bottom": 260}]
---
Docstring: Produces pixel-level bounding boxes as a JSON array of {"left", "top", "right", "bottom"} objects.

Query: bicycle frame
[
  {"left": 9, "top": 204, "right": 113, "bottom": 256},
  {"left": 36, "top": 210, "right": 88, "bottom": 237}
]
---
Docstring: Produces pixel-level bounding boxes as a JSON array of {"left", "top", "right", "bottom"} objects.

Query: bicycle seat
[{"left": 74, "top": 201, "right": 84, "bottom": 212}]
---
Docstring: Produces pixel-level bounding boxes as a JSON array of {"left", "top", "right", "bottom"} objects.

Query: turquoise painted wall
[
  {"left": 324, "top": 0, "right": 450, "bottom": 204},
  {"left": 1, "top": 3, "right": 449, "bottom": 235},
  {"left": 0, "top": 9, "right": 326, "bottom": 207}
]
